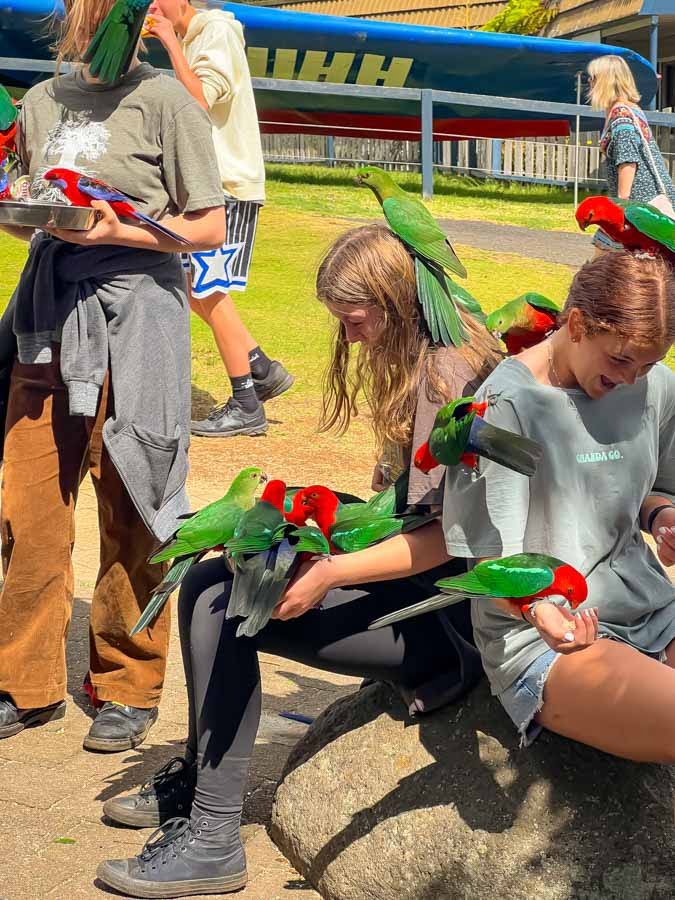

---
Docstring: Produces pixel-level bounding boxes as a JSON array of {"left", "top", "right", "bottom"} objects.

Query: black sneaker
[
  {"left": 0, "top": 694, "right": 66, "bottom": 740},
  {"left": 83, "top": 702, "right": 158, "bottom": 753},
  {"left": 103, "top": 757, "right": 196, "bottom": 828},
  {"left": 252, "top": 360, "right": 295, "bottom": 402},
  {"left": 96, "top": 816, "right": 247, "bottom": 898},
  {"left": 190, "top": 398, "right": 268, "bottom": 438}
]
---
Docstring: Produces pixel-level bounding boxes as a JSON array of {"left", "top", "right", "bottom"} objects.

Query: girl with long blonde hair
[
  {"left": 98, "top": 224, "right": 502, "bottom": 897},
  {"left": 587, "top": 54, "right": 675, "bottom": 250},
  {"left": 0, "top": 0, "right": 224, "bottom": 754}
]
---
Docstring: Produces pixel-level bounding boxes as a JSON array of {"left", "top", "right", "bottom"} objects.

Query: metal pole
[
  {"left": 326, "top": 135, "right": 335, "bottom": 168},
  {"left": 574, "top": 72, "right": 581, "bottom": 209},
  {"left": 649, "top": 16, "right": 659, "bottom": 111},
  {"left": 421, "top": 88, "right": 434, "bottom": 200}
]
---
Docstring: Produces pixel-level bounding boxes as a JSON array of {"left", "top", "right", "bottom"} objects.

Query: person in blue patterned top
[{"left": 587, "top": 55, "right": 675, "bottom": 251}]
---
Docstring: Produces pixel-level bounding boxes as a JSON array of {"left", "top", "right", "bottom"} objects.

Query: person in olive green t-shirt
[{"left": 0, "top": 0, "right": 225, "bottom": 756}]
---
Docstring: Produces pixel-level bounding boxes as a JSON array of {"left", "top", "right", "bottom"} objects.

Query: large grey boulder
[{"left": 271, "top": 681, "right": 675, "bottom": 900}]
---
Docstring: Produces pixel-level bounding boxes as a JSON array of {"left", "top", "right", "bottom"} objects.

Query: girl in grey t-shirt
[{"left": 444, "top": 251, "right": 675, "bottom": 761}]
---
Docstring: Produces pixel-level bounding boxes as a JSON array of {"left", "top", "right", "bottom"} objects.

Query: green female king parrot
[
  {"left": 225, "top": 480, "right": 330, "bottom": 637},
  {"left": 485, "top": 293, "right": 560, "bottom": 355},
  {"left": 0, "top": 85, "right": 17, "bottom": 155},
  {"left": 130, "top": 466, "right": 266, "bottom": 636},
  {"left": 576, "top": 196, "right": 675, "bottom": 264},
  {"left": 84, "top": 0, "right": 151, "bottom": 84},
  {"left": 369, "top": 553, "right": 588, "bottom": 629},
  {"left": 414, "top": 396, "right": 543, "bottom": 476},
  {"left": 356, "top": 166, "right": 486, "bottom": 347}
]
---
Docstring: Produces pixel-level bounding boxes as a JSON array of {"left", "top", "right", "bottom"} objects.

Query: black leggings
[{"left": 177, "top": 556, "right": 476, "bottom": 826}]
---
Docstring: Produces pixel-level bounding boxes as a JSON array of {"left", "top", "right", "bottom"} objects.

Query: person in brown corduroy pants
[{"left": 0, "top": 354, "right": 171, "bottom": 749}]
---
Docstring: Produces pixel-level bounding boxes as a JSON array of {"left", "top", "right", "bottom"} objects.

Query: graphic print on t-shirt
[{"left": 33, "top": 111, "right": 110, "bottom": 203}]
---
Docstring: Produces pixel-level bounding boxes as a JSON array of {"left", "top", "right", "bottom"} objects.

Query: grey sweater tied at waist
[{"left": 0, "top": 235, "right": 191, "bottom": 541}]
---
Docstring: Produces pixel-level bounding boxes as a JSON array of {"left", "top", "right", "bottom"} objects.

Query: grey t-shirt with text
[
  {"left": 18, "top": 63, "right": 223, "bottom": 220},
  {"left": 442, "top": 357, "right": 675, "bottom": 695}
]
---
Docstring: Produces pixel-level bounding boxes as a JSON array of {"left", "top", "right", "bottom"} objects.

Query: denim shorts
[
  {"left": 499, "top": 641, "right": 669, "bottom": 747},
  {"left": 498, "top": 649, "right": 559, "bottom": 747}
]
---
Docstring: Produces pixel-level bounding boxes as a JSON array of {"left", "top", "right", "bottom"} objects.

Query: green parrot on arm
[
  {"left": 414, "top": 396, "right": 543, "bottom": 476},
  {"left": 369, "top": 553, "right": 588, "bottom": 629},
  {"left": 356, "top": 166, "right": 486, "bottom": 347},
  {"left": 0, "top": 85, "right": 16, "bottom": 134},
  {"left": 84, "top": 0, "right": 151, "bottom": 84},
  {"left": 224, "top": 480, "right": 330, "bottom": 637},
  {"left": 129, "top": 466, "right": 266, "bottom": 636}
]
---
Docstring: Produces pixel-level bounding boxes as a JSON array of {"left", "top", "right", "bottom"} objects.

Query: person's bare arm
[{"left": 617, "top": 162, "right": 637, "bottom": 199}]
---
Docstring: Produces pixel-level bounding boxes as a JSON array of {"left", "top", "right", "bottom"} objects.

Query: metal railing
[{"left": 3, "top": 56, "right": 675, "bottom": 200}]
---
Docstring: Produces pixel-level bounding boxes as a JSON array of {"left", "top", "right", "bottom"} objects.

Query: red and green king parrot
[
  {"left": 225, "top": 480, "right": 331, "bottom": 638},
  {"left": 414, "top": 395, "right": 543, "bottom": 476},
  {"left": 356, "top": 166, "right": 486, "bottom": 347},
  {"left": 576, "top": 196, "right": 675, "bottom": 264},
  {"left": 369, "top": 553, "right": 588, "bottom": 628},
  {"left": 84, "top": 0, "right": 151, "bottom": 84},
  {"left": 130, "top": 466, "right": 266, "bottom": 636},
  {"left": 485, "top": 293, "right": 560, "bottom": 356}
]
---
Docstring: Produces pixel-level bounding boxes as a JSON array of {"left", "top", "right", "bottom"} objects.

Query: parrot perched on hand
[
  {"left": 43, "top": 167, "right": 190, "bottom": 245},
  {"left": 289, "top": 475, "right": 438, "bottom": 554},
  {"left": 369, "top": 553, "right": 588, "bottom": 629},
  {"left": 575, "top": 196, "right": 675, "bottom": 263},
  {"left": 414, "top": 395, "right": 543, "bottom": 476},
  {"left": 225, "top": 480, "right": 331, "bottom": 638},
  {"left": 485, "top": 293, "right": 560, "bottom": 356},
  {"left": 356, "top": 166, "right": 486, "bottom": 347},
  {"left": 129, "top": 466, "right": 266, "bottom": 636},
  {"left": 84, "top": 0, "right": 151, "bottom": 84}
]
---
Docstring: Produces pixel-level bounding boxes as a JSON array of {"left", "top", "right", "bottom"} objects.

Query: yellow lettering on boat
[
  {"left": 246, "top": 47, "right": 268, "bottom": 78},
  {"left": 297, "top": 50, "right": 355, "bottom": 83},
  {"left": 356, "top": 55, "right": 413, "bottom": 87},
  {"left": 273, "top": 49, "right": 298, "bottom": 80}
]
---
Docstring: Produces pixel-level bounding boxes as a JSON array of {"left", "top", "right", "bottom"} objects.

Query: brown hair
[
  {"left": 55, "top": 0, "right": 140, "bottom": 66},
  {"left": 562, "top": 251, "right": 675, "bottom": 347},
  {"left": 316, "top": 224, "right": 502, "bottom": 455}
]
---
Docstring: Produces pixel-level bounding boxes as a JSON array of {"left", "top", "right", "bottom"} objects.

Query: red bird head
[
  {"left": 414, "top": 441, "right": 438, "bottom": 474},
  {"left": 551, "top": 564, "right": 588, "bottom": 609},
  {"left": 575, "top": 196, "right": 624, "bottom": 233},
  {"left": 290, "top": 486, "right": 340, "bottom": 537},
  {"left": 261, "top": 479, "right": 286, "bottom": 514},
  {"left": 43, "top": 167, "right": 80, "bottom": 194}
]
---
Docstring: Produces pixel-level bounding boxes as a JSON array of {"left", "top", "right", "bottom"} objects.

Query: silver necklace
[{"left": 547, "top": 340, "right": 562, "bottom": 387}]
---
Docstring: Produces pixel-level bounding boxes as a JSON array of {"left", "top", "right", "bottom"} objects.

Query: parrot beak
[{"left": 260, "top": 473, "right": 269, "bottom": 484}]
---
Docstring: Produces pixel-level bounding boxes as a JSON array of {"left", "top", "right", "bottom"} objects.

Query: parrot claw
[{"left": 486, "top": 390, "right": 504, "bottom": 407}]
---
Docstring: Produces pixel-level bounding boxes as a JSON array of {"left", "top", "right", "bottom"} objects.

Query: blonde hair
[
  {"left": 587, "top": 55, "right": 641, "bottom": 111},
  {"left": 316, "top": 224, "right": 502, "bottom": 456},
  {"left": 562, "top": 252, "right": 675, "bottom": 348},
  {"left": 55, "top": 0, "right": 145, "bottom": 66}
]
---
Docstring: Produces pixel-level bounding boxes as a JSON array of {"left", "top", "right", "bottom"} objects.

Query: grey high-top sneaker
[
  {"left": 103, "top": 757, "right": 196, "bottom": 828},
  {"left": 96, "top": 816, "right": 247, "bottom": 898}
]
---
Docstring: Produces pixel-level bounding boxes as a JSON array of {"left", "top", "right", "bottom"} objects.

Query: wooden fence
[{"left": 261, "top": 126, "right": 675, "bottom": 186}]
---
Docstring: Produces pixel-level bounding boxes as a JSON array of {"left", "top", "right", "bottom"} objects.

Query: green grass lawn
[
  {"left": 266, "top": 163, "right": 592, "bottom": 233},
  {"left": 0, "top": 190, "right": 671, "bottom": 413}
]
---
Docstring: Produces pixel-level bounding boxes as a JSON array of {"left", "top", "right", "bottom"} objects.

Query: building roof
[
  {"left": 543, "top": 0, "right": 644, "bottom": 39},
  {"left": 275, "top": 0, "right": 508, "bottom": 30}
]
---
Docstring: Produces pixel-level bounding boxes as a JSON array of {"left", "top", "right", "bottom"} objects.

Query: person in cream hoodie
[{"left": 146, "top": 1, "right": 294, "bottom": 437}]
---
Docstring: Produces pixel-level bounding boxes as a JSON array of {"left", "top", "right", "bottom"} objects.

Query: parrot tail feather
[
  {"left": 131, "top": 210, "right": 191, "bottom": 246},
  {"left": 415, "top": 258, "right": 469, "bottom": 348},
  {"left": 467, "top": 417, "right": 543, "bottom": 477},
  {"left": 130, "top": 555, "right": 197, "bottom": 636},
  {"left": 369, "top": 591, "right": 465, "bottom": 630}
]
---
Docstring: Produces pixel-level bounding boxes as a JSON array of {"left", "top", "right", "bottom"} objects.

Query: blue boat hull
[{"left": 0, "top": 0, "right": 657, "bottom": 139}]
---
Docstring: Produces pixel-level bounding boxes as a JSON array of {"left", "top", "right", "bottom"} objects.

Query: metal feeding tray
[{"left": 0, "top": 200, "right": 97, "bottom": 230}]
